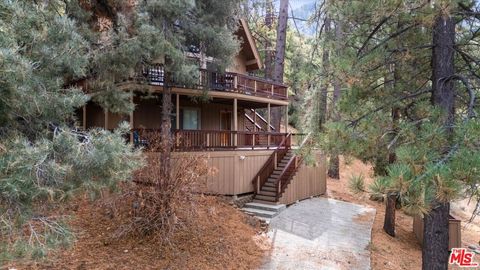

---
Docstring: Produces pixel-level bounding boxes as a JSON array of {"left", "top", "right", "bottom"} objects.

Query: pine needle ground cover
[{"left": 5, "top": 194, "right": 269, "bottom": 270}]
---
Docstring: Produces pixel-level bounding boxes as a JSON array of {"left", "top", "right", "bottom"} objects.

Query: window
[{"left": 181, "top": 108, "right": 200, "bottom": 130}]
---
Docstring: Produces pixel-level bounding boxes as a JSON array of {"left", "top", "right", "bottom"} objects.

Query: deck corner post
[
  {"left": 257, "top": 176, "right": 260, "bottom": 193},
  {"left": 267, "top": 103, "right": 271, "bottom": 147},
  {"left": 82, "top": 105, "right": 87, "bottom": 130},
  {"left": 233, "top": 98, "right": 238, "bottom": 147},
  {"left": 104, "top": 108, "right": 109, "bottom": 130},
  {"left": 176, "top": 94, "right": 180, "bottom": 129}
]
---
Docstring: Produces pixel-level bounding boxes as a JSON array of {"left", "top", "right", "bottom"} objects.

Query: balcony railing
[
  {"left": 132, "top": 129, "right": 304, "bottom": 151},
  {"left": 140, "top": 65, "right": 288, "bottom": 100}
]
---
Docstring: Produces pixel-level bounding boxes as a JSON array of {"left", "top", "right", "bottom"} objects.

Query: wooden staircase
[
  {"left": 252, "top": 133, "right": 309, "bottom": 204},
  {"left": 254, "top": 150, "right": 294, "bottom": 203}
]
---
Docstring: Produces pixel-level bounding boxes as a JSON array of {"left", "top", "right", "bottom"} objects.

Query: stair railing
[
  {"left": 275, "top": 133, "right": 311, "bottom": 201},
  {"left": 251, "top": 133, "right": 291, "bottom": 196}
]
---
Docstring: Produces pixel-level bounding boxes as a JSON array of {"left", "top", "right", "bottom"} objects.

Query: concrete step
[
  {"left": 242, "top": 207, "right": 278, "bottom": 218},
  {"left": 244, "top": 202, "right": 286, "bottom": 212}
]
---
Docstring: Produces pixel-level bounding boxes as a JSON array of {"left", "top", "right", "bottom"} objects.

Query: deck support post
[
  {"left": 176, "top": 94, "right": 180, "bottom": 129},
  {"left": 257, "top": 176, "right": 260, "bottom": 193},
  {"left": 284, "top": 105, "right": 288, "bottom": 133},
  {"left": 233, "top": 98, "right": 238, "bottom": 147},
  {"left": 129, "top": 91, "right": 134, "bottom": 144},
  {"left": 176, "top": 94, "right": 180, "bottom": 147},
  {"left": 104, "top": 109, "right": 109, "bottom": 130},
  {"left": 82, "top": 105, "right": 87, "bottom": 130},
  {"left": 254, "top": 81, "right": 257, "bottom": 92},
  {"left": 267, "top": 103, "right": 271, "bottom": 148}
]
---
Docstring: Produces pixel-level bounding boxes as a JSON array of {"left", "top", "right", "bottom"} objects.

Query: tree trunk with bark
[
  {"left": 160, "top": 84, "right": 173, "bottom": 184},
  {"left": 327, "top": 20, "right": 342, "bottom": 179},
  {"left": 271, "top": 0, "right": 288, "bottom": 131},
  {"left": 383, "top": 192, "right": 397, "bottom": 236},
  {"left": 422, "top": 14, "right": 455, "bottom": 270},
  {"left": 264, "top": 0, "right": 274, "bottom": 80},
  {"left": 318, "top": 17, "right": 330, "bottom": 131}
]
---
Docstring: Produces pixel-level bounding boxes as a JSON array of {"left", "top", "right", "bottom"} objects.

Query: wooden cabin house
[{"left": 79, "top": 19, "right": 326, "bottom": 205}]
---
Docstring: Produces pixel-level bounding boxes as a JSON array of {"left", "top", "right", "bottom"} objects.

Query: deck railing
[
  {"left": 140, "top": 65, "right": 288, "bottom": 100},
  {"left": 132, "top": 129, "right": 290, "bottom": 151}
]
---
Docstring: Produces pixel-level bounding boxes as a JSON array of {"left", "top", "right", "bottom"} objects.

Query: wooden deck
[{"left": 140, "top": 65, "right": 288, "bottom": 101}]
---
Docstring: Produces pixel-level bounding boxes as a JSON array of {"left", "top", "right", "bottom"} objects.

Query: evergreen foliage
[
  {"left": 317, "top": 0, "right": 480, "bottom": 217},
  {"left": 1, "top": 0, "right": 240, "bottom": 261}
]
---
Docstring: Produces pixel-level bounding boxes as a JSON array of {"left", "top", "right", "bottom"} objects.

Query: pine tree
[
  {"left": 319, "top": 0, "right": 480, "bottom": 268},
  {"left": 0, "top": 0, "right": 240, "bottom": 260}
]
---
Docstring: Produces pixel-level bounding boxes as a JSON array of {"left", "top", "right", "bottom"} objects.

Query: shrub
[
  {"left": 348, "top": 174, "right": 366, "bottom": 194},
  {"left": 115, "top": 153, "right": 214, "bottom": 244}
]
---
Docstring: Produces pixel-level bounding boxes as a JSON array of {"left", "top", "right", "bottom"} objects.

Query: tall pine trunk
[
  {"left": 264, "top": 0, "right": 274, "bottom": 80},
  {"left": 318, "top": 17, "right": 330, "bottom": 131},
  {"left": 271, "top": 0, "right": 288, "bottom": 131},
  {"left": 327, "top": 20, "right": 342, "bottom": 179},
  {"left": 422, "top": 14, "right": 455, "bottom": 270}
]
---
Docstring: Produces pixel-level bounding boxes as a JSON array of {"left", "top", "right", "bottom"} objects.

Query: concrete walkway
[{"left": 261, "top": 197, "right": 376, "bottom": 270}]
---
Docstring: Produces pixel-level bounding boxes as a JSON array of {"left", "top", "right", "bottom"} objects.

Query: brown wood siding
[
  {"left": 168, "top": 150, "right": 272, "bottom": 195},
  {"left": 228, "top": 54, "right": 248, "bottom": 75},
  {"left": 133, "top": 97, "right": 162, "bottom": 129},
  {"left": 84, "top": 98, "right": 247, "bottom": 131},
  {"left": 107, "top": 112, "right": 127, "bottom": 129},
  {"left": 278, "top": 152, "right": 327, "bottom": 205},
  {"left": 85, "top": 102, "right": 105, "bottom": 128}
]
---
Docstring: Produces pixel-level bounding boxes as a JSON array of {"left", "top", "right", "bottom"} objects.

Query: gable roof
[{"left": 237, "top": 19, "right": 263, "bottom": 71}]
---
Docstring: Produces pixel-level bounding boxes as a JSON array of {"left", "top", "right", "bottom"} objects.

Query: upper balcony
[{"left": 140, "top": 65, "right": 288, "bottom": 102}]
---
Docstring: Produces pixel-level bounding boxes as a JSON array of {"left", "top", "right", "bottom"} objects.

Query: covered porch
[{"left": 80, "top": 92, "right": 294, "bottom": 151}]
